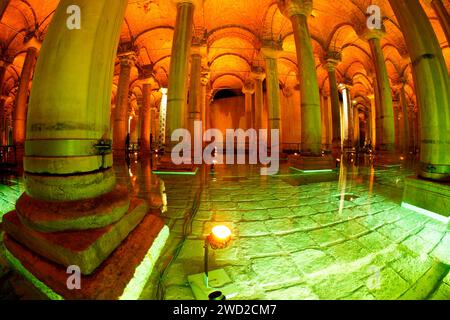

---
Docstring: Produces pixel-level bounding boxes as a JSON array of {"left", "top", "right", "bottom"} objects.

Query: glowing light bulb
[
  {"left": 207, "top": 225, "right": 232, "bottom": 249},
  {"left": 212, "top": 226, "right": 231, "bottom": 240}
]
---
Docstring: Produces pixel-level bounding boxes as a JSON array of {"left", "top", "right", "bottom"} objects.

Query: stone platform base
[
  {"left": 288, "top": 155, "right": 336, "bottom": 171},
  {"left": 402, "top": 176, "right": 450, "bottom": 220},
  {"left": 3, "top": 199, "right": 148, "bottom": 275},
  {"left": 3, "top": 212, "right": 169, "bottom": 300}
]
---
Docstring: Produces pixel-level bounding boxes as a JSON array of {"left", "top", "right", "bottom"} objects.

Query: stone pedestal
[
  {"left": 403, "top": 176, "right": 450, "bottom": 219},
  {"left": 4, "top": 211, "right": 169, "bottom": 300}
]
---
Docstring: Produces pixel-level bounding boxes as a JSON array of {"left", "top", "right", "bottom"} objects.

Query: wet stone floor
[{"left": 0, "top": 158, "right": 449, "bottom": 300}]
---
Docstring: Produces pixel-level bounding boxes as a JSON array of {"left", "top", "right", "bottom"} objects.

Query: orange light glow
[{"left": 211, "top": 226, "right": 231, "bottom": 240}]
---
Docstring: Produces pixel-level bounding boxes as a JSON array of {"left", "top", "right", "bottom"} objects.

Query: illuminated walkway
[
  {"left": 138, "top": 161, "right": 450, "bottom": 300},
  {"left": 1, "top": 159, "right": 449, "bottom": 300}
]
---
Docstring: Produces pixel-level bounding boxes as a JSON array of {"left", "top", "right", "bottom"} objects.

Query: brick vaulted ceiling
[{"left": 0, "top": 0, "right": 449, "bottom": 110}]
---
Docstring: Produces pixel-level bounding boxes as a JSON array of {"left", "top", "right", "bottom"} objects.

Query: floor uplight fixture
[{"left": 188, "top": 225, "right": 237, "bottom": 300}]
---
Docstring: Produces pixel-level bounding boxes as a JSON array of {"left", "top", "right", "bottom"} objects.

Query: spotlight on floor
[{"left": 188, "top": 225, "right": 237, "bottom": 300}]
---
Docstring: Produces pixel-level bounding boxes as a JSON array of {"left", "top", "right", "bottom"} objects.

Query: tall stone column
[
  {"left": 0, "top": 0, "right": 10, "bottom": 21},
  {"left": 321, "top": 94, "right": 332, "bottom": 149},
  {"left": 188, "top": 47, "right": 204, "bottom": 135},
  {"left": 360, "top": 28, "right": 395, "bottom": 152},
  {"left": 13, "top": 47, "right": 37, "bottom": 148},
  {"left": 200, "top": 71, "right": 210, "bottom": 134},
  {"left": 205, "top": 88, "right": 213, "bottom": 132},
  {"left": 353, "top": 105, "right": 360, "bottom": 148},
  {"left": 113, "top": 53, "right": 135, "bottom": 152},
  {"left": 242, "top": 80, "right": 255, "bottom": 130},
  {"left": 278, "top": 0, "right": 322, "bottom": 155},
  {"left": 261, "top": 43, "right": 282, "bottom": 135},
  {"left": 140, "top": 84, "right": 152, "bottom": 152},
  {"left": 324, "top": 51, "right": 342, "bottom": 154},
  {"left": 0, "top": 59, "right": 9, "bottom": 89},
  {"left": 425, "top": 0, "right": 450, "bottom": 45},
  {"left": 2, "top": 1, "right": 170, "bottom": 299},
  {"left": 166, "top": 0, "right": 195, "bottom": 148},
  {"left": 367, "top": 94, "right": 376, "bottom": 147},
  {"left": 0, "top": 96, "right": 6, "bottom": 145},
  {"left": 338, "top": 83, "right": 355, "bottom": 149},
  {"left": 251, "top": 67, "right": 266, "bottom": 131},
  {"left": 389, "top": 0, "right": 450, "bottom": 181}
]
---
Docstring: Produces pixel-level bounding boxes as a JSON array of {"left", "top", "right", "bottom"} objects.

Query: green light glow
[
  {"left": 152, "top": 168, "right": 199, "bottom": 176},
  {"left": 401, "top": 202, "right": 449, "bottom": 224},
  {"left": 289, "top": 167, "right": 335, "bottom": 174},
  {"left": 119, "top": 225, "right": 170, "bottom": 300},
  {"left": 3, "top": 244, "right": 63, "bottom": 300}
]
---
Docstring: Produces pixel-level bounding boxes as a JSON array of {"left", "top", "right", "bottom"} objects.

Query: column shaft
[
  {"left": 0, "top": 0, "right": 10, "bottom": 21},
  {"left": 291, "top": 13, "right": 322, "bottom": 155},
  {"left": 24, "top": 0, "right": 128, "bottom": 200},
  {"left": 431, "top": 0, "right": 450, "bottom": 45},
  {"left": 389, "top": 0, "right": 450, "bottom": 180},
  {"left": 140, "top": 84, "right": 152, "bottom": 151},
  {"left": 166, "top": 2, "right": 194, "bottom": 146},
  {"left": 188, "top": 54, "right": 202, "bottom": 134},
  {"left": 0, "top": 62, "right": 7, "bottom": 89},
  {"left": 265, "top": 57, "right": 282, "bottom": 133},
  {"left": 13, "top": 47, "right": 37, "bottom": 147},
  {"left": 253, "top": 77, "right": 264, "bottom": 131},
  {"left": 369, "top": 37, "right": 395, "bottom": 151},
  {"left": 113, "top": 55, "right": 134, "bottom": 151},
  {"left": 328, "top": 68, "right": 341, "bottom": 150}
]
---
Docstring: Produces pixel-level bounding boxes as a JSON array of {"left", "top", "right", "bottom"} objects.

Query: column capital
[
  {"left": 118, "top": 52, "right": 137, "bottom": 67},
  {"left": 191, "top": 44, "right": 207, "bottom": 58},
  {"left": 242, "top": 79, "right": 255, "bottom": 95},
  {"left": 324, "top": 50, "right": 342, "bottom": 71},
  {"left": 200, "top": 70, "right": 210, "bottom": 86},
  {"left": 251, "top": 66, "right": 266, "bottom": 81},
  {"left": 261, "top": 38, "right": 283, "bottom": 59},
  {"left": 138, "top": 64, "right": 154, "bottom": 80},
  {"left": 277, "top": 0, "right": 313, "bottom": 18},
  {"left": 356, "top": 23, "right": 386, "bottom": 41}
]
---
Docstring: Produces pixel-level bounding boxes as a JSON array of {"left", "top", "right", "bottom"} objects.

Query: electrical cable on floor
[{"left": 154, "top": 175, "right": 205, "bottom": 300}]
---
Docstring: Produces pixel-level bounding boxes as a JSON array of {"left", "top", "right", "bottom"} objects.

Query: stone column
[
  {"left": 389, "top": 0, "right": 450, "bottom": 181},
  {"left": 129, "top": 113, "right": 139, "bottom": 145},
  {"left": 113, "top": 53, "right": 135, "bottom": 152},
  {"left": 13, "top": 47, "right": 37, "bottom": 148},
  {"left": 251, "top": 67, "right": 266, "bottom": 131},
  {"left": 361, "top": 27, "right": 395, "bottom": 152},
  {"left": 278, "top": 0, "right": 322, "bottom": 155},
  {"left": 324, "top": 51, "right": 342, "bottom": 154},
  {"left": 205, "top": 88, "right": 213, "bottom": 132},
  {"left": 339, "top": 83, "right": 354, "bottom": 149},
  {"left": 321, "top": 94, "right": 332, "bottom": 149},
  {"left": 367, "top": 94, "right": 376, "bottom": 147},
  {"left": 2, "top": 2, "right": 170, "bottom": 297},
  {"left": 353, "top": 106, "right": 360, "bottom": 148},
  {"left": 200, "top": 71, "right": 210, "bottom": 134},
  {"left": 425, "top": 0, "right": 450, "bottom": 45},
  {"left": 242, "top": 80, "right": 255, "bottom": 130},
  {"left": 166, "top": 0, "right": 195, "bottom": 148},
  {"left": 0, "top": 96, "right": 6, "bottom": 145},
  {"left": 261, "top": 43, "right": 282, "bottom": 135},
  {"left": 140, "top": 84, "right": 152, "bottom": 152},
  {"left": 0, "top": 0, "right": 10, "bottom": 21},
  {"left": 158, "top": 88, "right": 168, "bottom": 148},
  {"left": 0, "top": 60, "right": 8, "bottom": 89},
  {"left": 188, "top": 47, "right": 204, "bottom": 135}
]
